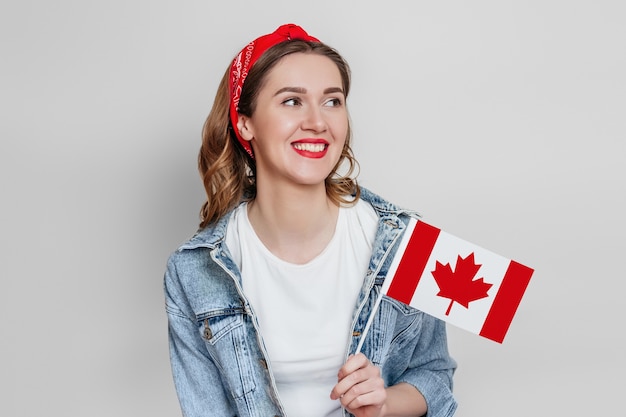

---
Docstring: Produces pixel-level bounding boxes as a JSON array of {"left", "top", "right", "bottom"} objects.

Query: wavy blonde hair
[{"left": 198, "top": 40, "right": 360, "bottom": 229}]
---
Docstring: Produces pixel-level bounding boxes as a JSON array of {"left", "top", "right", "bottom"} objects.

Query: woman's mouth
[{"left": 292, "top": 140, "right": 329, "bottom": 158}]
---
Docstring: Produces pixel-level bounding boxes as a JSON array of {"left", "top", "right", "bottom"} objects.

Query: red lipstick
[{"left": 291, "top": 139, "right": 329, "bottom": 159}]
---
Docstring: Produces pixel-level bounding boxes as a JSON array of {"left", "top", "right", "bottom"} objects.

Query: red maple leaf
[{"left": 431, "top": 252, "right": 493, "bottom": 315}]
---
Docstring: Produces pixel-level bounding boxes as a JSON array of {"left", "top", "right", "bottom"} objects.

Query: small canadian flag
[{"left": 382, "top": 218, "right": 534, "bottom": 343}]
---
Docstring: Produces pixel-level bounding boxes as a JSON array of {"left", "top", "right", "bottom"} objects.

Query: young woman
[{"left": 164, "top": 24, "right": 457, "bottom": 417}]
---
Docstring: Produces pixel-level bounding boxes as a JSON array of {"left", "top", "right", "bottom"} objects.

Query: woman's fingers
[
  {"left": 331, "top": 354, "right": 370, "bottom": 399},
  {"left": 330, "top": 353, "right": 387, "bottom": 416}
]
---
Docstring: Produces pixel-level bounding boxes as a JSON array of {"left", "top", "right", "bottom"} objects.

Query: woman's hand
[{"left": 330, "top": 353, "right": 387, "bottom": 417}]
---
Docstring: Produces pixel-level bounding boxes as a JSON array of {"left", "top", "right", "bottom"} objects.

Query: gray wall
[{"left": 1, "top": 1, "right": 624, "bottom": 415}]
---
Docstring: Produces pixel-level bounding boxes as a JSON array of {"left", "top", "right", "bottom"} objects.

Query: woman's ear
[{"left": 236, "top": 115, "right": 254, "bottom": 141}]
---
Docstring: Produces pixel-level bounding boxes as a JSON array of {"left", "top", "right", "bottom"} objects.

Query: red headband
[{"left": 228, "top": 24, "right": 320, "bottom": 159}]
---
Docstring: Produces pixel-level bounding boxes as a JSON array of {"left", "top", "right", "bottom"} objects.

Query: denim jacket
[{"left": 164, "top": 188, "right": 457, "bottom": 417}]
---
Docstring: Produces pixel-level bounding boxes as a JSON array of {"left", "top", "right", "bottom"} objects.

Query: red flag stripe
[
  {"left": 386, "top": 221, "right": 440, "bottom": 304},
  {"left": 479, "top": 260, "right": 534, "bottom": 343}
]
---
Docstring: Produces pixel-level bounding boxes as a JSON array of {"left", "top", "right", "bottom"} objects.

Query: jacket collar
[{"left": 178, "top": 187, "right": 418, "bottom": 251}]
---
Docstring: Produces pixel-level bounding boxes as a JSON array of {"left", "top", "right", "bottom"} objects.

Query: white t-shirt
[{"left": 225, "top": 200, "right": 378, "bottom": 417}]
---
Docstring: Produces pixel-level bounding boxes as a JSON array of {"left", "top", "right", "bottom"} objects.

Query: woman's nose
[{"left": 301, "top": 106, "right": 327, "bottom": 132}]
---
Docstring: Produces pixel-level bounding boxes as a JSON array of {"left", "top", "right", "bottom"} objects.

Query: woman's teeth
[{"left": 293, "top": 143, "right": 326, "bottom": 152}]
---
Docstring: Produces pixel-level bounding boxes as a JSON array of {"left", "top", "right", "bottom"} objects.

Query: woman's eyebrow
[
  {"left": 273, "top": 87, "right": 306, "bottom": 96},
  {"left": 273, "top": 86, "right": 344, "bottom": 96},
  {"left": 324, "top": 87, "right": 344, "bottom": 95}
]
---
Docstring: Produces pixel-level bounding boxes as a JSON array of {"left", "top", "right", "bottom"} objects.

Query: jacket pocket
[
  {"left": 380, "top": 296, "right": 424, "bottom": 349},
  {"left": 198, "top": 308, "right": 246, "bottom": 344},
  {"left": 196, "top": 309, "right": 257, "bottom": 399}
]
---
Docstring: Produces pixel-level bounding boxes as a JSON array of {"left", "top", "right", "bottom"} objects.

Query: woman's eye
[
  {"left": 282, "top": 98, "right": 300, "bottom": 106},
  {"left": 324, "top": 98, "right": 342, "bottom": 107}
]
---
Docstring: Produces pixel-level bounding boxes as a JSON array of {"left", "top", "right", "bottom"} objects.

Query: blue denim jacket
[{"left": 164, "top": 188, "right": 457, "bottom": 417}]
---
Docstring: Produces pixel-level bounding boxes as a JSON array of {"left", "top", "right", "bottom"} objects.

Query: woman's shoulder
[
  {"left": 358, "top": 186, "right": 421, "bottom": 221},
  {"left": 164, "top": 215, "right": 242, "bottom": 301}
]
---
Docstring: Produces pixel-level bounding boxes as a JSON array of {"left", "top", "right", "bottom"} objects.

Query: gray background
[{"left": 1, "top": 1, "right": 624, "bottom": 416}]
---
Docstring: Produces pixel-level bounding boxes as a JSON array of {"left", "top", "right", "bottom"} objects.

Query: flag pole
[
  {"left": 354, "top": 216, "right": 416, "bottom": 354},
  {"left": 354, "top": 290, "right": 385, "bottom": 354}
]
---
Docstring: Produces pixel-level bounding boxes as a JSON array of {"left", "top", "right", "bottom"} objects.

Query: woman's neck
[{"left": 248, "top": 183, "right": 339, "bottom": 264}]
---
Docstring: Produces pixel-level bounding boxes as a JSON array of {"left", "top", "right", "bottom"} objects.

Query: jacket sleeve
[
  {"left": 164, "top": 254, "right": 235, "bottom": 417},
  {"left": 396, "top": 313, "right": 457, "bottom": 417}
]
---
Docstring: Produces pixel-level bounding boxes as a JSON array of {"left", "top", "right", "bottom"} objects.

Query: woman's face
[{"left": 237, "top": 52, "right": 348, "bottom": 189}]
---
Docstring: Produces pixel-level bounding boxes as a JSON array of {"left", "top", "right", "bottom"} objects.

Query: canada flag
[{"left": 382, "top": 218, "right": 534, "bottom": 343}]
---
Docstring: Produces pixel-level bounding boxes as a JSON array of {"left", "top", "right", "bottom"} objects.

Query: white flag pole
[
  {"left": 354, "top": 217, "right": 417, "bottom": 354},
  {"left": 354, "top": 290, "right": 385, "bottom": 354}
]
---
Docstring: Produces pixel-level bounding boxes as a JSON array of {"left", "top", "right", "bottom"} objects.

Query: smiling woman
[{"left": 163, "top": 24, "right": 457, "bottom": 417}]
